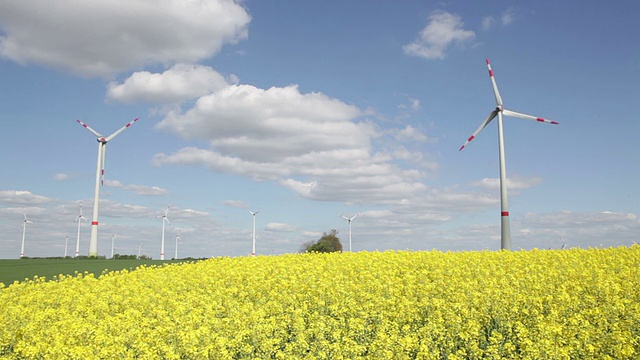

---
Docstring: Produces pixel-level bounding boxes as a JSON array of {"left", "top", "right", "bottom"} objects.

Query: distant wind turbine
[
  {"left": 155, "top": 206, "right": 171, "bottom": 260},
  {"left": 459, "top": 59, "right": 558, "bottom": 250},
  {"left": 73, "top": 206, "right": 88, "bottom": 258},
  {"left": 77, "top": 117, "right": 139, "bottom": 257},
  {"left": 175, "top": 233, "right": 182, "bottom": 260},
  {"left": 64, "top": 235, "right": 69, "bottom": 257},
  {"left": 20, "top": 213, "right": 34, "bottom": 258},
  {"left": 249, "top": 210, "right": 259, "bottom": 256},
  {"left": 341, "top": 214, "right": 359, "bottom": 252},
  {"left": 111, "top": 234, "right": 116, "bottom": 259}
]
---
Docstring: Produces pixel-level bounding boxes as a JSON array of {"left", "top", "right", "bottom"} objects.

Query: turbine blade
[
  {"left": 486, "top": 58, "right": 503, "bottom": 107},
  {"left": 77, "top": 119, "right": 103, "bottom": 138},
  {"left": 459, "top": 110, "right": 499, "bottom": 151},
  {"left": 502, "top": 109, "right": 559, "bottom": 125},
  {"left": 105, "top": 117, "right": 139, "bottom": 142}
]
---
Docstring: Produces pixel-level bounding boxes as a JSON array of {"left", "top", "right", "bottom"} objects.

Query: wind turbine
[
  {"left": 64, "top": 235, "right": 69, "bottom": 257},
  {"left": 111, "top": 235, "right": 116, "bottom": 259},
  {"left": 20, "top": 213, "right": 34, "bottom": 258},
  {"left": 341, "top": 214, "right": 358, "bottom": 252},
  {"left": 174, "top": 233, "right": 182, "bottom": 260},
  {"left": 155, "top": 206, "right": 171, "bottom": 260},
  {"left": 73, "top": 206, "right": 88, "bottom": 258},
  {"left": 459, "top": 59, "right": 558, "bottom": 250},
  {"left": 77, "top": 117, "right": 139, "bottom": 257},
  {"left": 249, "top": 210, "right": 259, "bottom": 256}
]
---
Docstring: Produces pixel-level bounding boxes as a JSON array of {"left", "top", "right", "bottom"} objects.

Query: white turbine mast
[
  {"left": 175, "top": 232, "right": 182, "bottom": 260},
  {"left": 459, "top": 59, "right": 558, "bottom": 250},
  {"left": 77, "top": 117, "right": 139, "bottom": 257},
  {"left": 73, "top": 205, "right": 88, "bottom": 258},
  {"left": 340, "top": 214, "right": 359, "bottom": 252},
  {"left": 111, "top": 234, "right": 116, "bottom": 259},
  {"left": 249, "top": 210, "right": 259, "bottom": 256},
  {"left": 20, "top": 213, "right": 34, "bottom": 258},
  {"left": 64, "top": 235, "right": 69, "bottom": 257},
  {"left": 155, "top": 206, "right": 171, "bottom": 260}
]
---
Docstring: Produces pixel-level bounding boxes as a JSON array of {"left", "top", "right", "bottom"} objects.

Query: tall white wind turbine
[
  {"left": 77, "top": 118, "right": 139, "bottom": 257},
  {"left": 155, "top": 206, "right": 171, "bottom": 260},
  {"left": 249, "top": 210, "right": 259, "bottom": 256},
  {"left": 64, "top": 235, "right": 69, "bottom": 257},
  {"left": 341, "top": 214, "right": 358, "bottom": 252},
  {"left": 20, "top": 213, "right": 34, "bottom": 258},
  {"left": 459, "top": 59, "right": 558, "bottom": 250},
  {"left": 73, "top": 206, "right": 88, "bottom": 258}
]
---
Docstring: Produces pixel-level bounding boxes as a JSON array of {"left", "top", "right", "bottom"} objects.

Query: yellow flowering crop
[{"left": 1, "top": 246, "right": 639, "bottom": 359}]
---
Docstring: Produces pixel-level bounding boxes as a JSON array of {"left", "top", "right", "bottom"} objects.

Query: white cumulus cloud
[
  {"left": 106, "top": 64, "right": 230, "bottom": 103},
  {"left": 403, "top": 11, "right": 475, "bottom": 60},
  {"left": 0, "top": 0, "right": 251, "bottom": 77},
  {"left": 153, "top": 84, "right": 428, "bottom": 204},
  {"left": 104, "top": 180, "right": 169, "bottom": 196}
]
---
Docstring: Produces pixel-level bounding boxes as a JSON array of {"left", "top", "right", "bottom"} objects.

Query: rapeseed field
[{"left": 1, "top": 247, "right": 638, "bottom": 359}]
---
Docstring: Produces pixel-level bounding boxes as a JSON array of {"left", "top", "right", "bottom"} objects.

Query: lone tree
[{"left": 301, "top": 229, "right": 343, "bottom": 253}]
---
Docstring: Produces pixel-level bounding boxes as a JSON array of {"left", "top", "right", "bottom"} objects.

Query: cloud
[
  {"left": 152, "top": 84, "right": 431, "bottom": 204},
  {"left": 501, "top": 8, "right": 515, "bottom": 25},
  {"left": 222, "top": 200, "right": 248, "bottom": 209},
  {"left": 0, "top": 0, "right": 251, "bottom": 77},
  {"left": 0, "top": 190, "right": 52, "bottom": 206},
  {"left": 516, "top": 211, "right": 640, "bottom": 249},
  {"left": 103, "top": 180, "right": 169, "bottom": 196},
  {"left": 472, "top": 176, "right": 543, "bottom": 191},
  {"left": 403, "top": 11, "right": 475, "bottom": 60},
  {"left": 482, "top": 8, "right": 516, "bottom": 31},
  {"left": 482, "top": 16, "right": 496, "bottom": 31},
  {"left": 53, "top": 173, "right": 69, "bottom": 181},
  {"left": 106, "top": 64, "right": 230, "bottom": 103},
  {"left": 266, "top": 223, "right": 298, "bottom": 232}
]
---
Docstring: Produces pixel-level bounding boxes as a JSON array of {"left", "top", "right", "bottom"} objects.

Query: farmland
[
  {"left": 0, "top": 258, "right": 191, "bottom": 286},
  {"left": 1, "top": 247, "right": 639, "bottom": 359}
]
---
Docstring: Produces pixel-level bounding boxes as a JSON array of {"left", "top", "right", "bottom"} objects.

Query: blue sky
[{"left": 0, "top": 0, "right": 638, "bottom": 259}]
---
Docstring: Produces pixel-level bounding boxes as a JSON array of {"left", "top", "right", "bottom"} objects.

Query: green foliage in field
[
  {"left": 302, "top": 229, "right": 343, "bottom": 253},
  {"left": 0, "top": 258, "right": 190, "bottom": 286},
  {"left": 1, "top": 247, "right": 639, "bottom": 359}
]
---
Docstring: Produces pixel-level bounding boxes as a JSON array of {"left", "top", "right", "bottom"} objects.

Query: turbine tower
[
  {"left": 64, "top": 235, "right": 69, "bottom": 257},
  {"left": 111, "top": 234, "right": 116, "bottom": 259},
  {"left": 459, "top": 59, "right": 558, "bottom": 250},
  {"left": 249, "top": 210, "right": 259, "bottom": 256},
  {"left": 73, "top": 206, "right": 88, "bottom": 257},
  {"left": 175, "top": 233, "right": 182, "bottom": 260},
  {"left": 155, "top": 206, "right": 171, "bottom": 260},
  {"left": 20, "top": 213, "right": 34, "bottom": 258},
  {"left": 341, "top": 214, "right": 358, "bottom": 252},
  {"left": 77, "top": 117, "right": 139, "bottom": 257}
]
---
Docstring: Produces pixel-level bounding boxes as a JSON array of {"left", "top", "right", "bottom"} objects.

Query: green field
[{"left": 0, "top": 258, "right": 192, "bottom": 286}]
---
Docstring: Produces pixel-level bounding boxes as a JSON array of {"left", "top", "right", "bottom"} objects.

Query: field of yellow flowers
[{"left": 1, "top": 247, "right": 639, "bottom": 359}]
